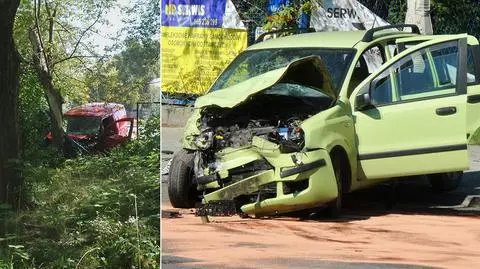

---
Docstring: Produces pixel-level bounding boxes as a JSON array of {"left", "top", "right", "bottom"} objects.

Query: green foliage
[
  {"left": 18, "top": 67, "right": 50, "bottom": 156},
  {"left": 85, "top": 59, "right": 139, "bottom": 104},
  {"left": 469, "top": 128, "right": 480, "bottom": 145},
  {"left": 123, "top": 0, "right": 160, "bottom": 42},
  {"left": 264, "top": 5, "right": 298, "bottom": 31},
  {"left": 232, "top": 0, "right": 268, "bottom": 28},
  {"left": 1, "top": 116, "right": 160, "bottom": 268},
  {"left": 86, "top": 0, "right": 160, "bottom": 104},
  {"left": 0, "top": 245, "right": 32, "bottom": 269},
  {"left": 430, "top": 0, "right": 480, "bottom": 36},
  {"left": 85, "top": 39, "right": 159, "bottom": 104},
  {"left": 15, "top": 0, "right": 117, "bottom": 93},
  {"left": 263, "top": 0, "right": 317, "bottom": 31},
  {"left": 363, "top": 0, "right": 480, "bottom": 37},
  {"left": 386, "top": 0, "right": 407, "bottom": 25}
]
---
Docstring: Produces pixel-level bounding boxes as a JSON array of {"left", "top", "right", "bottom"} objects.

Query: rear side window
[
  {"left": 431, "top": 45, "right": 457, "bottom": 87},
  {"left": 370, "top": 41, "right": 460, "bottom": 106},
  {"left": 467, "top": 46, "right": 478, "bottom": 84}
]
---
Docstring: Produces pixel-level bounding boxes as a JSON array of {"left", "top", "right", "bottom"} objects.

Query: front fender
[
  {"left": 182, "top": 109, "right": 201, "bottom": 150},
  {"left": 301, "top": 103, "right": 357, "bottom": 180}
]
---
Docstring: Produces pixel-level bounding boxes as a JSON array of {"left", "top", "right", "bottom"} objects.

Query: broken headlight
[
  {"left": 194, "top": 128, "right": 214, "bottom": 150},
  {"left": 278, "top": 126, "right": 305, "bottom": 153}
]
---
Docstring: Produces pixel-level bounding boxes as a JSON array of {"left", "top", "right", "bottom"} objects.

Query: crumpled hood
[{"left": 195, "top": 56, "right": 337, "bottom": 109}]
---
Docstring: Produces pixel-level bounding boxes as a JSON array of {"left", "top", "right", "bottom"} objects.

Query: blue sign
[
  {"left": 268, "top": 0, "right": 292, "bottom": 15},
  {"left": 161, "top": 0, "right": 227, "bottom": 28}
]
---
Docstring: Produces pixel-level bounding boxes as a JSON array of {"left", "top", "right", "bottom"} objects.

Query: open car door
[
  {"left": 395, "top": 35, "right": 480, "bottom": 141},
  {"left": 350, "top": 35, "right": 470, "bottom": 180}
]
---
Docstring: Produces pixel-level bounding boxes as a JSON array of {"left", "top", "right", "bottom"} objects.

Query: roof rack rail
[
  {"left": 254, "top": 27, "right": 316, "bottom": 44},
  {"left": 362, "top": 24, "right": 420, "bottom": 42}
]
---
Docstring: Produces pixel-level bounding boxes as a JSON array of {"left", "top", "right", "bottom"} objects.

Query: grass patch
[
  {"left": 1, "top": 117, "right": 160, "bottom": 268},
  {"left": 469, "top": 128, "right": 480, "bottom": 145}
]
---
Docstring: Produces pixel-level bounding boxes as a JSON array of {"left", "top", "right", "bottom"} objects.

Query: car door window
[
  {"left": 370, "top": 41, "right": 459, "bottom": 106},
  {"left": 396, "top": 40, "right": 478, "bottom": 84}
]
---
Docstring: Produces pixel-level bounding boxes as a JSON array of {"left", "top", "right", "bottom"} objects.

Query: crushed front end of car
[{"left": 171, "top": 56, "right": 345, "bottom": 217}]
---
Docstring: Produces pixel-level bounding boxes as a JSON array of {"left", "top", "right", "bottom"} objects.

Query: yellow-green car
[{"left": 168, "top": 24, "right": 480, "bottom": 217}]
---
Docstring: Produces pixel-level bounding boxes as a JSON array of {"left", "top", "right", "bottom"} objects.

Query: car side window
[
  {"left": 363, "top": 46, "right": 384, "bottom": 73},
  {"left": 371, "top": 41, "right": 459, "bottom": 106},
  {"left": 433, "top": 45, "right": 478, "bottom": 84},
  {"left": 467, "top": 47, "right": 477, "bottom": 83},
  {"left": 348, "top": 45, "right": 385, "bottom": 96},
  {"left": 102, "top": 116, "right": 117, "bottom": 135}
]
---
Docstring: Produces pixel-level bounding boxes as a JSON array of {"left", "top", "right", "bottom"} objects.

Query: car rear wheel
[
  {"left": 168, "top": 149, "right": 199, "bottom": 208},
  {"left": 428, "top": 171, "right": 463, "bottom": 192}
]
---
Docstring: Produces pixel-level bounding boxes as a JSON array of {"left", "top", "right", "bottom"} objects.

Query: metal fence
[
  {"left": 232, "top": 0, "right": 480, "bottom": 42},
  {"left": 357, "top": 0, "right": 480, "bottom": 38},
  {"left": 134, "top": 102, "right": 160, "bottom": 137}
]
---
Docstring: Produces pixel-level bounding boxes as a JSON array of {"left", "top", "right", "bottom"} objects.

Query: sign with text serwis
[{"left": 161, "top": 0, "right": 247, "bottom": 94}]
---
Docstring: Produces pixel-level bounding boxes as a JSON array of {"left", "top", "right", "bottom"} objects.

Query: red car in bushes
[{"left": 46, "top": 103, "right": 134, "bottom": 154}]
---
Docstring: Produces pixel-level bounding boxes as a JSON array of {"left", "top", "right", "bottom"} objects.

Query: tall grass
[{"left": 0, "top": 117, "right": 160, "bottom": 268}]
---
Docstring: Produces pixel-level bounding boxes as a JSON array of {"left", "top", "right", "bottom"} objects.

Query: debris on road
[
  {"left": 161, "top": 159, "right": 172, "bottom": 175},
  {"left": 162, "top": 209, "right": 182, "bottom": 218}
]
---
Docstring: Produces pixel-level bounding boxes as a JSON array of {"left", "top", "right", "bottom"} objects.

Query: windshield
[
  {"left": 66, "top": 116, "right": 102, "bottom": 135},
  {"left": 210, "top": 48, "right": 355, "bottom": 92},
  {"left": 265, "top": 83, "right": 331, "bottom": 98}
]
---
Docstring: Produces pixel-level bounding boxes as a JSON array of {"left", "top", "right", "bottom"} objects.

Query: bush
[{"left": 1, "top": 116, "right": 160, "bottom": 268}]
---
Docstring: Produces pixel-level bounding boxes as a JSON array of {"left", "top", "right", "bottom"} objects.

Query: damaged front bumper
[{"left": 196, "top": 136, "right": 339, "bottom": 217}]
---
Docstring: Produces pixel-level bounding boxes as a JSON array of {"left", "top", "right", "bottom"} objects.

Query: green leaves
[
  {"left": 2, "top": 116, "right": 160, "bottom": 268},
  {"left": 263, "top": 0, "right": 317, "bottom": 31}
]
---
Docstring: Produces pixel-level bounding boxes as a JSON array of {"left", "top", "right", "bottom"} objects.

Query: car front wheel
[
  {"left": 428, "top": 171, "right": 463, "bottom": 192},
  {"left": 168, "top": 149, "right": 199, "bottom": 208}
]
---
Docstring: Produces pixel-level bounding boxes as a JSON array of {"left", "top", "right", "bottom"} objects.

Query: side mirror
[
  {"left": 355, "top": 83, "right": 373, "bottom": 111},
  {"left": 355, "top": 92, "right": 372, "bottom": 111}
]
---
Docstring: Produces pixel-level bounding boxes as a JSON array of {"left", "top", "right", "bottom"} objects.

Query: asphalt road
[{"left": 161, "top": 127, "right": 480, "bottom": 269}]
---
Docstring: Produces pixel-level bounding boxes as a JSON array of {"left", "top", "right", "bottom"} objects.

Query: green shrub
[{"left": 1, "top": 116, "right": 160, "bottom": 268}]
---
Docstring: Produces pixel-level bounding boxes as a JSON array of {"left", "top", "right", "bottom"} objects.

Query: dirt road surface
[{"left": 162, "top": 127, "right": 480, "bottom": 269}]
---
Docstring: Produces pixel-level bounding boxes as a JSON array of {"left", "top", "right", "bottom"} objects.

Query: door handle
[
  {"left": 467, "top": 94, "right": 480, "bottom": 104},
  {"left": 436, "top": 106, "right": 457, "bottom": 116}
]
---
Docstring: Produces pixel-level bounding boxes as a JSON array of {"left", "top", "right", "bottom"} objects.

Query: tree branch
[
  {"left": 62, "top": 11, "right": 103, "bottom": 66},
  {"left": 53, "top": 69, "right": 87, "bottom": 85},
  {"left": 54, "top": 19, "right": 73, "bottom": 35},
  {"left": 45, "top": 1, "right": 57, "bottom": 44},
  {"left": 33, "top": 0, "right": 49, "bottom": 74},
  {"left": 53, "top": 55, "right": 103, "bottom": 66},
  {"left": 56, "top": 31, "right": 68, "bottom": 55}
]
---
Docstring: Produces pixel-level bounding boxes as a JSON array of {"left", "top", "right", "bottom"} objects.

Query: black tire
[
  {"left": 428, "top": 171, "right": 463, "bottom": 192},
  {"left": 325, "top": 155, "right": 344, "bottom": 217},
  {"left": 168, "top": 149, "right": 198, "bottom": 208}
]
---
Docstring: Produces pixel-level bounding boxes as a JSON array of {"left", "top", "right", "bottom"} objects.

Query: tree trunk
[
  {"left": 0, "top": 0, "right": 21, "bottom": 204},
  {"left": 29, "top": 28, "right": 64, "bottom": 148}
]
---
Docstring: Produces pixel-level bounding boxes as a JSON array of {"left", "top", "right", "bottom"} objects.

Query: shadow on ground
[
  {"left": 162, "top": 171, "right": 480, "bottom": 221},
  {"left": 278, "top": 170, "right": 480, "bottom": 222}
]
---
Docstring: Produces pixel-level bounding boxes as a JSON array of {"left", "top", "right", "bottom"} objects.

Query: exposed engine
[{"left": 194, "top": 92, "right": 333, "bottom": 154}]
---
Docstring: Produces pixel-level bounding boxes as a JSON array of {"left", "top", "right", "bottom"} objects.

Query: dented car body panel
[
  {"left": 203, "top": 147, "right": 337, "bottom": 217},
  {"left": 195, "top": 56, "right": 337, "bottom": 109},
  {"left": 173, "top": 27, "right": 480, "bottom": 217}
]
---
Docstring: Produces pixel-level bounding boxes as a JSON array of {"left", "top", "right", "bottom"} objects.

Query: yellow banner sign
[{"left": 161, "top": 26, "right": 247, "bottom": 94}]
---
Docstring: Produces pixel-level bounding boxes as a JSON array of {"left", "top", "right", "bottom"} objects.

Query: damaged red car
[{"left": 46, "top": 102, "right": 134, "bottom": 154}]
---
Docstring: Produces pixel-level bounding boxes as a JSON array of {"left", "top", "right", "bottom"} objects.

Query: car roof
[
  {"left": 64, "top": 102, "right": 125, "bottom": 117},
  {"left": 248, "top": 31, "right": 366, "bottom": 50},
  {"left": 247, "top": 30, "right": 424, "bottom": 50}
]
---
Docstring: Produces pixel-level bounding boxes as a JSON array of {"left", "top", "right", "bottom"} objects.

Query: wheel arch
[{"left": 329, "top": 145, "right": 352, "bottom": 193}]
